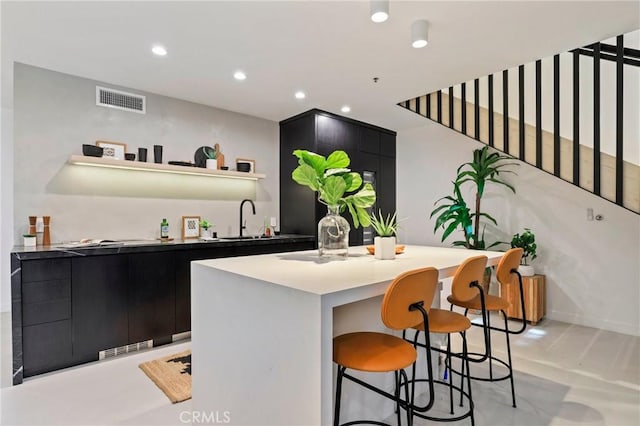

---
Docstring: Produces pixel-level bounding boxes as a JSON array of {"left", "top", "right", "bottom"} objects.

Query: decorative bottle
[
  {"left": 317, "top": 205, "right": 350, "bottom": 258},
  {"left": 160, "top": 218, "right": 169, "bottom": 239}
]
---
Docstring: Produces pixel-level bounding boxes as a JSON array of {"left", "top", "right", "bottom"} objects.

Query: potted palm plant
[
  {"left": 510, "top": 228, "right": 537, "bottom": 276},
  {"left": 431, "top": 146, "right": 517, "bottom": 249},
  {"left": 431, "top": 146, "right": 517, "bottom": 292},
  {"left": 370, "top": 210, "right": 398, "bottom": 260},
  {"left": 291, "top": 149, "right": 376, "bottom": 257}
]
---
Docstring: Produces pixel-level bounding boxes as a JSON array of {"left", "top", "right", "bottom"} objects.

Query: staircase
[{"left": 400, "top": 30, "right": 639, "bottom": 214}]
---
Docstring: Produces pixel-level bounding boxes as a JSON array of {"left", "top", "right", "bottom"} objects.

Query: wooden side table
[{"left": 501, "top": 274, "right": 546, "bottom": 325}]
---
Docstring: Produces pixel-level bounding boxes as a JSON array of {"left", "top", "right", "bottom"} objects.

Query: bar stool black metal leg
[
  {"left": 463, "top": 331, "right": 475, "bottom": 426},
  {"left": 399, "top": 369, "right": 413, "bottom": 426},
  {"left": 487, "top": 312, "right": 493, "bottom": 380},
  {"left": 394, "top": 370, "right": 401, "bottom": 425},
  {"left": 334, "top": 366, "right": 345, "bottom": 426},
  {"left": 503, "top": 311, "right": 517, "bottom": 408},
  {"left": 447, "top": 335, "right": 454, "bottom": 414},
  {"left": 459, "top": 337, "right": 466, "bottom": 407}
]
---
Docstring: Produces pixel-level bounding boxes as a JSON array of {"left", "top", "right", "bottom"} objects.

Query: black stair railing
[{"left": 400, "top": 31, "right": 639, "bottom": 215}]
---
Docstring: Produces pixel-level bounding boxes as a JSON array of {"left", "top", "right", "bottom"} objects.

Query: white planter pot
[
  {"left": 518, "top": 264, "right": 535, "bottom": 277},
  {"left": 374, "top": 236, "right": 396, "bottom": 260},
  {"left": 205, "top": 158, "right": 217, "bottom": 169}
]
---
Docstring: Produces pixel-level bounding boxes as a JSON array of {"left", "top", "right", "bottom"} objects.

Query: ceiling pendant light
[
  {"left": 411, "top": 20, "right": 429, "bottom": 48},
  {"left": 370, "top": 0, "right": 389, "bottom": 23}
]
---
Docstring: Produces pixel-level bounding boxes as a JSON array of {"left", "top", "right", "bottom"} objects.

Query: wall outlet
[
  {"left": 587, "top": 208, "right": 594, "bottom": 221},
  {"left": 270, "top": 217, "right": 277, "bottom": 227}
]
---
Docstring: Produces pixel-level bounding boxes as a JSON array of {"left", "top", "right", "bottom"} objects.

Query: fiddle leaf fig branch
[{"left": 292, "top": 149, "right": 376, "bottom": 228}]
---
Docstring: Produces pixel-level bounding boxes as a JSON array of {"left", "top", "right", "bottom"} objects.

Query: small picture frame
[
  {"left": 236, "top": 158, "right": 255, "bottom": 173},
  {"left": 96, "top": 141, "right": 127, "bottom": 160},
  {"left": 182, "top": 216, "right": 201, "bottom": 239}
]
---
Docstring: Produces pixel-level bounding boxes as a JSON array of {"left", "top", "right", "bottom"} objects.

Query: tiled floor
[{"left": 1, "top": 311, "right": 638, "bottom": 425}]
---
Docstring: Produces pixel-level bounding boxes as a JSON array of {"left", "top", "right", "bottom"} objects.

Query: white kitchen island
[{"left": 191, "top": 245, "right": 503, "bottom": 425}]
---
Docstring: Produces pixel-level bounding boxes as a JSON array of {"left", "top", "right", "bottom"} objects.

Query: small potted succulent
[
  {"left": 203, "top": 146, "right": 217, "bottom": 169},
  {"left": 370, "top": 210, "right": 398, "bottom": 260},
  {"left": 510, "top": 228, "right": 537, "bottom": 276},
  {"left": 200, "top": 219, "right": 216, "bottom": 239}
]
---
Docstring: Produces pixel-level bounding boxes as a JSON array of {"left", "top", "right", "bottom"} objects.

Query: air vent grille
[
  {"left": 96, "top": 86, "right": 146, "bottom": 114},
  {"left": 98, "top": 339, "right": 153, "bottom": 360}
]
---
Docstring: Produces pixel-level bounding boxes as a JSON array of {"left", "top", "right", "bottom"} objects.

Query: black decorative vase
[
  {"left": 154, "top": 145, "right": 163, "bottom": 164},
  {"left": 138, "top": 148, "right": 148, "bottom": 162}
]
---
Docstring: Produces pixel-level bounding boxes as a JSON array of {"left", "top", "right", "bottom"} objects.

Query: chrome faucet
[{"left": 239, "top": 199, "right": 256, "bottom": 237}]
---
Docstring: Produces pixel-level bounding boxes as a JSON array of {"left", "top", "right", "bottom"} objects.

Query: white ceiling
[{"left": 2, "top": 1, "right": 639, "bottom": 132}]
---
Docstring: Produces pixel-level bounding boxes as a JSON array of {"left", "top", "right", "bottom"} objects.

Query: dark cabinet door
[
  {"left": 72, "top": 255, "right": 129, "bottom": 361},
  {"left": 175, "top": 248, "right": 224, "bottom": 333},
  {"left": 23, "top": 320, "right": 72, "bottom": 377},
  {"left": 316, "top": 113, "right": 359, "bottom": 156},
  {"left": 21, "top": 259, "right": 73, "bottom": 377},
  {"left": 280, "top": 113, "right": 317, "bottom": 236},
  {"left": 129, "top": 252, "right": 176, "bottom": 342},
  {"left": 380, "top": 132, "right": 396, "bottom": 158},
  {"left": 379, "top": 155, "right": 397, "bottom": 216},
  {"left": 359, "top": 126, "right": 381, "bottom": 155}
]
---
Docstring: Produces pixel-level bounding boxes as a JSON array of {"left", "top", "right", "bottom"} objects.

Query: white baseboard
[{"left": 547, "top": 309, "right": 640, "bottom": 337}]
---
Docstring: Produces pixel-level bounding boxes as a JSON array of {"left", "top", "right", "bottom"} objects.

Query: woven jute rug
[{"left": 139, "top": 350, "right": 191, "bottom": 403}]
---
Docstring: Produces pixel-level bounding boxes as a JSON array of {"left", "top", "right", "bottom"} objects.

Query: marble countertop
[{"left": 11, "top": 234, "right": 315, "bottom": 260}]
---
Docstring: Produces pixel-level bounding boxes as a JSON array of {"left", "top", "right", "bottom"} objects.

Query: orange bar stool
[
  {"left": 333, "top": 267, "right": 440, "bottom": 426},
  {"left": 447, "top": 248, "right": 526, "bottom": 408},
  {"left": 405, "top": 255, "right": 482, "bottom": 424}
]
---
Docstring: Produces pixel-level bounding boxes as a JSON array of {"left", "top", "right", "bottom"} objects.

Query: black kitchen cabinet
[
  {"left": 175, "top": 240, "right": 315, "bottom": 333},
  {"left": 174, "top": 248, "right": 229, "bottom": 333},
  {"left": 72, "top": 255, "right": 129, "bottom": 362},
  {"left": 21, "top": 259, "right": 73, "bottom": 376},
  {"left": 280, "top": 109, "right": 396, "bottom": 245},
  {"left": 11, "top": 237, "right": 314, "bottom": 384},
  {"left": 129, "top": 252, "right": 176, "bottom": 343}
]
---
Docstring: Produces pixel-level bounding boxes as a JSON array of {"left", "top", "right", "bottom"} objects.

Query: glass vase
[{"left": 318, "top": 205, "right": 350, "bottom": 258}]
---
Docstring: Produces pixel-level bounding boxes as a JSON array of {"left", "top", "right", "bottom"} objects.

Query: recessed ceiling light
[
  {"left": 341, "top": 106, "right": 351, "bottom": 113},
  {"left": 151, "top": 44, "right": 167, "bottom": 56},
  {"left": 234, "top": 71, "right": 247, "bottom": 81},
  {"left": 295, "top": 91, "right": 306, "bottom": 99},
  {"left": 151, "top": 45, "right": 167, "bottom": 56}
]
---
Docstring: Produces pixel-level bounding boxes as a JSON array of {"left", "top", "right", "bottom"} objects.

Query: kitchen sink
[{"left": 219, "top": 236, "right": 272, "bottom": 241}]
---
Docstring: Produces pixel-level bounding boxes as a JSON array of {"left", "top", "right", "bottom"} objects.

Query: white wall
[
  {"left": 397, "top": 120, "right": 640, "bottom": 336},
  {"left": 454, "top": 29, "right": 640, "bottom": 164},
  {"left": 1, "top": 63, "right": 280, "bottom": 311}
]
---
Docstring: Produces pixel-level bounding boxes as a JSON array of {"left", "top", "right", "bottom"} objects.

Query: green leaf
[
  {"left": 293, "top": 150, "right": 326, "bottom": 177},
  {"left": 320, "top": 175, "right": 347, "bottom": 206},
  {"left": 291, "top": 164, "right": 319, "bottom": 191},
  {"left": 344, "top": 172, "right": 362, "bottom": 192},
  {"left": 442, "top": 220, "right": 462, "bottom": 241},
  {"left": 349, "top": 183, "right": 376, "bottom": 208},
  {"left": 325, "top": 150, "right": 350, "bottom": 169},
  {"left": 345, "top": 201, "right": 360, "bottom": 228},
  {"left": 324, "top": 168, "right": 350, "bottom": 178},
  {"left": 356, "top": 206, "right": 372, "bottom": 228}
]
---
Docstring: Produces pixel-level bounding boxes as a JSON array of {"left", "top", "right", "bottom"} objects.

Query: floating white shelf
[{"left": 68, "top": 155, "right": 266, "bottom": 180}]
